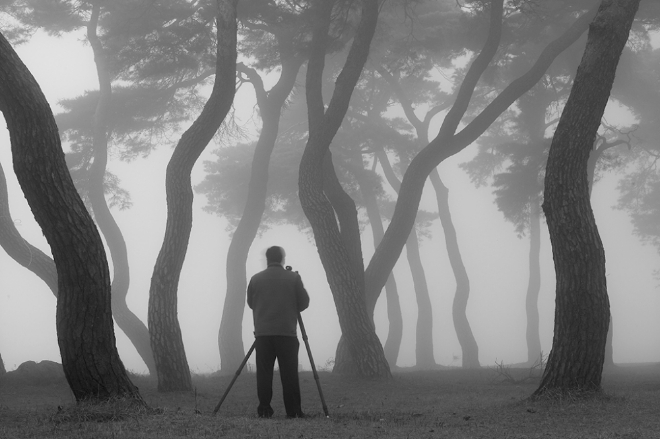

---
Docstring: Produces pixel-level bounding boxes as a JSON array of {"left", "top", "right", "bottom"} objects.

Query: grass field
[{"left": 1, "top": 363, "right": 659, "bottom": 438}]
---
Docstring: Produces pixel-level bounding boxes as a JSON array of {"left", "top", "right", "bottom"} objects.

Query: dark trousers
[{"left": 255, "top": 336, "right": 302, "bottom": 417}]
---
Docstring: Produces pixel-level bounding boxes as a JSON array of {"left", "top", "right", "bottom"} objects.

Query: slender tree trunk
[
  {"left": 430, "top": 171, "right": 480, "bottom": 368},
  {"left": 299, "top": 0, "right": 390, "bottom": 379},
  {"left": 534, "top": 0, "right": 640, "bottom": 397},
  {"left": 0, "top": 30, "right": 143, "bottom": 404},
  {"left": 218, "top": 56, "right": 302, "bottom": 373},
  {"left": 375, "top": 149, "right": 435, "bottom": 368},
  {"left": 365, "top": 1, "right": 597, "bottom": 306},
  {"left": 526, "top": 198, "right": 542, "bottom": 364},
  {"left": 357, "top": 167, "right": 402, "bottom": 367},
  {"left": 86, "top": 4, "right": 156, "bottom": 377},
  {"left": 149, "top": 0, "right": 238, "bottom": 391},
  {"left": 0, "top": 162, "right": 58, "bottom": 294},
  {"left": 0, "top": 352, "right": 5, "bottom": 375}
]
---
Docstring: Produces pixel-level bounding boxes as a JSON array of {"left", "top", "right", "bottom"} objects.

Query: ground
[{"left": 0, "top": 363, "right": 658, "bottom": 438}]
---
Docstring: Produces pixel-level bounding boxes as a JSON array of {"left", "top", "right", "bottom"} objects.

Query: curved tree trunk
[
  {"left": 149, "top": 0, "right": 238, "bottom": 391},
  {"left": 0, "top": 30, "right": 143, "bottom": 404},
  {"left": 374, "top": 149, "right": 435, "bottom": 368},
  {"left": 86, "top": 4, "right": 156, "bottom": 377},
  {"left": 357, "top": 166, "right": 402, "bottom": 367},
  {"left": 219, "top": 55, "right": 303, "bottom": 373},
  {"left": 430, "top": 171, "right": 480, "bottom": 368},
  {"left": 0, "top": 162, "right": 58, "bottom": 294},
  {"left": 534, "top": 0, "right": 640, "bottom": 397},
  {"left": 299, "top": 0, "right": 390, "bottom": 379},
  {"left": 364, "top": 1, "right": 597, "bottom": 308},
  {"left": 525, "top": 198, "right": 542, "bottom": 364}
]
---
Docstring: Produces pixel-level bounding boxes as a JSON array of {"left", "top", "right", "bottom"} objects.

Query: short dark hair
[{"left": 266, "top": 246, "right": 285, "bottom": 264}]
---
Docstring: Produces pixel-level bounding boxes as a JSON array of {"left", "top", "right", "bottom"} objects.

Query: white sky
[{"left": 1, "top": 28, "right": 659, "bottom": 374}]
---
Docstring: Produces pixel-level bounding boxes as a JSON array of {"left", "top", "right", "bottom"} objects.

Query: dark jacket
[{"left": 247, "top": 264, "right": 310, "bottom": 337}]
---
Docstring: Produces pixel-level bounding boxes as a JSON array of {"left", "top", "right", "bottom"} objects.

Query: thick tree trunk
[
  {"left": 0, "top": 31, "right": 143, "bottom": 403},
  {"left": 86, "top": 5, "right": 156, "bottom": 377},
  {"left": 526, "top": 198, "right": 542, "bottom": 364},
  {"left": 534, "top": 0, "right": 640, "bottom": 397},
  {"left": 365, "top": 1, "right": 597, "bottom": 307},
  {"left": 218, "top": 55, "right": 302, "bottom": 374},
  {"left": 299, "top": 0, "right": 390, "bottom": 379},
  {"left": 0, "top": 162, "right": 58, "bottom": 294},
  {"left": 149, "top": 0, "right": 238, "bottom": 391},
  {"left": 430, "top": 171, "right": 480, "bottom": 368}
]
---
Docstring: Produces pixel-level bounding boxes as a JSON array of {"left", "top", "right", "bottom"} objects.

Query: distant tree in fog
[
  {"left": 0, "top": 30, "right": 144, "bottom": 404},
  {"left": 533, "top": 0, "right": 641, "bottom": 398},
  {"left": 0, "top": 162, "right": 58, "bottom": 295}
]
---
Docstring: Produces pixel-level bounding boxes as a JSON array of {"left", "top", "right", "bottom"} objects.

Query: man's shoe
[
  {"left": 258, "top": 407, "right": 274, "bottom": 418},
  {"left": 286, "top": 412, "right": 305, "bottom": 419}
]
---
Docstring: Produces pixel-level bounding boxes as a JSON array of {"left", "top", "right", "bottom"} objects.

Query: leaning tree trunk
[
  {"left": 430, "top": 171, "right": 480, "bottom": 368},
  {"left": 299, "top": 0, "right": 390, "bottom": 379},
  {"left": 149, "top": 0, "right": 238, "bottom": 392},
  {"left": 0, "top": 162, "right": 58, "bottom": 294},
  {"left": 357, "top": 166, "right": 403, "bottom": 367},
  {"left": 86, "top": 5, "right": 156, "bottom": 377},
  {"left": 364, "top": 0, "right": 597, "bottom": 312},
  {"left": 218, "top": 56, "right": 302, "bottom": 373},
  {"left": 534, "top": 0, "right": 640, "bottom": 397},
  {"left": 0, "top": 30, "right": 143, "bottom": 404},
  {"left": 526, "top": 197, "right": 542, "bottom": 365},
  {"left": 375, "top": 148, "right": 435, "bottom": 368}
]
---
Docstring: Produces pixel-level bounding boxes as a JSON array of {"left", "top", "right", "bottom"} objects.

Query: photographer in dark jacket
[{"left": 247, "top": 246, "right": 310, "bottom": 418}]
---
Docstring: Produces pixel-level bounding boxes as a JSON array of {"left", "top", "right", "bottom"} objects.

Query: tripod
[{"left": 212, "top": 313, "right": 329, "bottom": 417}]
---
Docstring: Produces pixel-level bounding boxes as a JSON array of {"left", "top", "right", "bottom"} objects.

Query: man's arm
[
  {"left": 296, "top": 275, "right": 310, "bottom": 312},
  {"left": 246, "top": 279, "right": 255, "bottom": 309}
]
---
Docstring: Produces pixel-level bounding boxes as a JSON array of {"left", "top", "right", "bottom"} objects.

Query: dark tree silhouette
[
  {"left": 534, "top": 0, "right": 641, "bottom": 397},
  {"left": 0, "top": 30, "right": 143, "bottom": 404},
  {"left": 148, "top": 0, "right": 239, "bottom": 392}
]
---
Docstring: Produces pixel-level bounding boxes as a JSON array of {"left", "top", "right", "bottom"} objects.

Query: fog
[{"left": 1, "top": 30, "right": 659, "bottom": 375}]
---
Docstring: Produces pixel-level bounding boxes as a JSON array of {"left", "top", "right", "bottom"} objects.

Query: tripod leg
[
  {"left": 298, "top": 314, "right": 330, "bottom": 417},
  {"left": 213, "top": 340, "right": 256, "bottom": 415}
]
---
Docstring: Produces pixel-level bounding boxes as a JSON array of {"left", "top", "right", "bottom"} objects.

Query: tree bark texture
[
  {"left": 430, "top": 171, "right": 480, "bottom": 368},
  {"left": 218, "top": 52, "right": 303, "bottom": 373},
  {"left": 0, "top": 162, "right": 58, "bottom": 294},
  {"left": 149, "top": 0, "right": 238, "bottom": 391},
  {"left": 86, "top": 4, "right": 156, "bottom": 377},
  {"left": 0, "top": 31, "right": 143, "bottom": 403},
  {"left": 299, "top": 0, "right": 391, "bottom": 379},
  {"left": 364, "top": 0, "right": 599, "bottom": 309},
  {"left": 534, "top": 0, "right": 640, "bottom": 397}
]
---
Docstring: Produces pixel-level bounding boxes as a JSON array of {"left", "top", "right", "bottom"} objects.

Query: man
[{"left": 247, "top": 246, "right": 310, "bottom": 418}]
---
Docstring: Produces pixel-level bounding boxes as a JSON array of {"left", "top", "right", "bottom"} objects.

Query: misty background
[{"left": 1, "top": 27, "right": 659, "bottom": 375}]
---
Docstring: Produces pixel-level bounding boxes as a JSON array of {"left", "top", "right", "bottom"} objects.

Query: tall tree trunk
[
  {"left": 0, "top": 352, "right": 5, "bottom": 375},
  {"left": 0, "top": 31, "right": 143, "bottom": 404},
  {"left": 0, "top": 162, "right": 58, "bottom": 294},
  {"left": 430, "top": 171, "right": 480, "bottom": 368},
  {"left": 534, "top": 0, "right": 640, "bottom": 397},
  {"left": 86, "top": 4, "right": 156, "bottom": 377},
  {"left": 299, "top": 0, "right": 390, "bottom": 379},
  {"left": 218, "top": 55, "right": 303, "bottom": 373},
  {"left": 526, "top": 197, "right": 542, "bottom": 364},
  {"left": 357, "top": 167, "right": 402, "bottom": 367},
  {"left": 375, "top": 149, "right": 436, "bottom": 368},
  {"left": 364, "top": 1, "right": 597, "bottom": 308},
  {"left": 149, "top": 0, "right": 238, "bottom": 391}
]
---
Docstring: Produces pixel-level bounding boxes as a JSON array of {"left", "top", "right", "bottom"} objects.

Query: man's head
[{"left": 266, "top": 246, "right": 286, "bottom": 266}]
